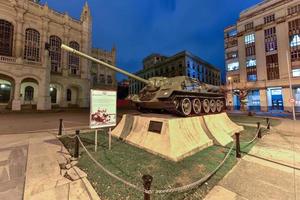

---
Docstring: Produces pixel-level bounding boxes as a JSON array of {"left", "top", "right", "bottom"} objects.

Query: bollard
[
  {"left": 235, "top": 132, "right": 241, "bottom": 158},
  {"left": 266, "top": 118, "right": 270, "bottom": 130},
  {"left": 142, "top": 175, "right": 153, "bottom": 200},
  {"left": 74, "top": 130, "right": 80, "bottom": 159},
  {"left": 257, "top": 122, "right": 262, "bottom": 138},
  {"left": 58, "top": 118, "right": 63, "bottom": 136}
]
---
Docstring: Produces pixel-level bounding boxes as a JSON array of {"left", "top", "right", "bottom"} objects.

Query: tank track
[{"left": 165, "top": 93, "right": 226, "bottom": 117}]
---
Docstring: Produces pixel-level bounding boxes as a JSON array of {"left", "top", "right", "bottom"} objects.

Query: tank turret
[{"left": 61, "top": 44, "right": 225, "bottom": 116}]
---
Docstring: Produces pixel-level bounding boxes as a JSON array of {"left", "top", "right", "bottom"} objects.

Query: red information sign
[{"left": 289, "top": 98, "right": 295, "bottom": 104}]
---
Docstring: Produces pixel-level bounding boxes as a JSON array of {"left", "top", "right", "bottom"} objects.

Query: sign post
[
  {"left": 286, "top": 51, "right": 296, "bottom": 121},
  {"left": 90, "top": 89, "right": 117, "bottom": 151}
]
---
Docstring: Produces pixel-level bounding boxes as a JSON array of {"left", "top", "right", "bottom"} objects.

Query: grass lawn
[{"left": 60, "top": 118, "right": 268, "bottom": 200}]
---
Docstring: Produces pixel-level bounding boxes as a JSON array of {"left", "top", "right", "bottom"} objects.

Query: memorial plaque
[{"left": 148, "top": 121, "right": 163, "bottom": 134}]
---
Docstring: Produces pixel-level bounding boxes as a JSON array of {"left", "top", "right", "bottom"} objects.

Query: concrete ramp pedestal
[
  {"left": 203, "top": 113, "right": 244, "bottom": 146},
  {"left": 112, "top": 114, "right": 213, "bottom": 162},
  {"left": 112, "top": 113, "right": 243, "bottom": 162}
]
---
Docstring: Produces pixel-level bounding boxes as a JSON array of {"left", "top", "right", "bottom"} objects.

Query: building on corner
[
  {"left": 0, "top": 0, "right": 117, "bottom": 111},
  {"left": 224, "top": 0, "right": 300, "bottom": 112},
  {"left": 91, "top": 47, "right": 117, "bottom": 90}
]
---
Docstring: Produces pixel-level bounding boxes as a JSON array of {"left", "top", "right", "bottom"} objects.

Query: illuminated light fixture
[
  {"left": 227, "top": 77, "right": 232, "bottom": 81},
  {"left": 0, "top": 84, "right": 5, "bottom": 89},
  {"left": 50, "top": 87, "right": 54, "bottom": 92}
]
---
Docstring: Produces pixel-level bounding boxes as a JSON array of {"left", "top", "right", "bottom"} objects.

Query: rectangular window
[
  {"left": 227, "top": 62, "right": 239, "bottom": 71},
  {"left": 266, "top": 54, "right": 280, "bottom": 80},
  {"left": 226, "top": 51, "right": 238, "bottom": 60},
  {"left": 245, "top": 22, "right": 254, "bottom": 31},
  {"left": 247, "top": 74, "right": 257, "bottom": 81},
  {"left": 245, "top": 34, "right": 255, "bottom": 44},
  {"left": 292, "top": 68, "right": 300, "bottom": 77},
  {"left": 264, "top": 14, "right": 275, "bottom": 24},
  {"left": 107, "top": 75, "right": 113, "bottom": 84},
  {"left": 226, "top": 29, "right": 237, "bottom": 37},
  {"left": 265, "top": 27, "right": 277, "bottom": 52},
  {"left": 245, "top": 45, "right": 256, "bottom": 57},
  {"left": 290, "top": 34, "right": 300, "bottom": 47},
  {"left": 246, "top": 59, "right": 256, "bottom": 67},
  {"left": 289, "top": 19, "right": 300, "bottom": 62},
  {"left": 288, "top": 4, "right": 300, "bottom": 15},
  {"left": 99, "top": 74, "right": 105, "bottom": 84}
]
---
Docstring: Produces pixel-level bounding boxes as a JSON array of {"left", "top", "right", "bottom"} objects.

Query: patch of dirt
[{"left": 174, "top": 164, "right": 206, "bottom": 186}]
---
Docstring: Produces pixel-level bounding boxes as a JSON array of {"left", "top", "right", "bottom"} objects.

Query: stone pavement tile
[
  {"left": 219, "top": 159, "right": 294, "bottom": 200},
  {"left": 204, "top": 185, "right": 248, "bottom": 200},
  {"left": 25, "top": 176, "right": 71, "bottom": 197},
  {"left": 0, "top": 144, "right": 28, "bottom": 200},
  {"left": 29, "top": 178, "right": 100, "bottom": 200},
  {"left": 249, "top": 132, "right": 300, "bottom": 168},
  {"left": 296, "top": 170, "right": 300, "bottom": 200}
]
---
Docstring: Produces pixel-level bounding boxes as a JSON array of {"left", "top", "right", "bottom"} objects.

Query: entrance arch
[
  {"left": 0, "top": 73, "right": 15, "bottom": 109},
  {"left": 66, "top": 85, "right": 81, "bottom": 107},
  {"left": 21, "top": 78, "right": 39, "bottom": 108}
]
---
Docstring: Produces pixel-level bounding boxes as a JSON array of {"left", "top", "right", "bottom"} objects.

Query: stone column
[
  {"left": 282, "top": 87, "right": 293, "bottom": 112},
  {"left": 62, "top": 24, "right": 70, "bottom": 77},
  {"left": 15, "top": 8, "right": 25, "bottom": 63},
  {"left": 12, "top": 79, "right": 21, "bottom": 111},
  {"left": 259, "top": 88, "right": 268, "bottom": 111},
  {"left": 37, "top": 50, "right": 51, "bottom": 110},
  {"left": 78, "top": 82, "right": 89, "bottom": 108},
  {"left": 237, "top": 35, "right": 247, "bottom": 82},
  {"left": 276, "top": 20, "right": 289, "bottom": 79},
  {"left": 41, "top": 17, "right": 49, "bottom": 64},
  {"left": 60, "top": 85, "right": 68, "bottom": 107},
  {"left": 255, "top": 29, "right": 267, "bottom": 81}
]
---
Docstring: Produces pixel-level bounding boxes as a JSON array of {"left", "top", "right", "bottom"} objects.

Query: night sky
[{"left": 41, "top": 0, "right": 262, "bottom": 83}]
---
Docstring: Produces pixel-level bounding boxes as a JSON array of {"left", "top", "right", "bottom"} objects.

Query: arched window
[
  {"left": 0, "top": 20, "right": 14, "bottom": 56},
  {"left": 68, "top": 41, "right": 80, "bottom": 75},
  {"left": 50, "top": 87, "right": 57, "bottom": 103},
  {"left": 24, "top": 28, "right": 40, "bottom": 61},
  {"left": 67, "top": 89, "right": 72, "bottom": 101},
  {"left": 49, "top": 36, "right": 62, "bottom": 73},
  {"left": 24, "top": 86, "right": 34, "bottom": 101}
]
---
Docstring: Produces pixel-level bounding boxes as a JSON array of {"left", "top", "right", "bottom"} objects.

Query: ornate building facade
[
  {"left": 129, "top": 51, "right": 221, "bottom": 95},
  {"left": 91, "top": 47, "right": 117, "bottom": 90},
  {"left": 0, "top": 0, "right": 92, "bottom": 110},
  {"left": 225, "top": 0, "right": 300, "bottom": 112}
]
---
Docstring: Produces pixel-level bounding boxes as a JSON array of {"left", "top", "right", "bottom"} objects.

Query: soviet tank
[{"left": 61, "top": 44, "right": 225, "bottom": 116}]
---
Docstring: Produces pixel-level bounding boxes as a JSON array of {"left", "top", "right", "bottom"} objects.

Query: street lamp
[{"left": 286, "top": 51, "right": 296, "bottom": 121}]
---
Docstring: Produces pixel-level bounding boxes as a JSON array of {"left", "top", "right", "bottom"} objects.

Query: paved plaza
[
  {"left": 0, "top": 110, "right": 299, "bottom": 199},
  {"left": 205, "top": 119, "right": 300, "bottom": 200}
]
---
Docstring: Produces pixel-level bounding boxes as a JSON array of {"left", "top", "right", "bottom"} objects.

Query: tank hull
[{"left": 134, "top": 91, "right": 225, "bottom": 116}]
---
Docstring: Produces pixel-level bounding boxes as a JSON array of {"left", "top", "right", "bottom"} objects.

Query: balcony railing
[{"left": 0, "top": 55, "right": 16, "bottom": 63}]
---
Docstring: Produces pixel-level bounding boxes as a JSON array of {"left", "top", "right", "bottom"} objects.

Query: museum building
[
  {"left": 225, "top": 0, "right": 300, "bottom": 112},
  {"left": 129, "top": 51, "right": 221, "bottom": 95},
  {"left": 0, "top": 0, "right": 117, "bottom": 111}
]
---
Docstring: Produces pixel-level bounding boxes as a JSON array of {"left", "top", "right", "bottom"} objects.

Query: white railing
[{"left": 0, "top": 56, "right": 16, "bottom": 63}]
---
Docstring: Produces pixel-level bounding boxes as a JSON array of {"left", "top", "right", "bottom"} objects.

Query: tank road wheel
[
  {"left": 202, "top": 99, "right": 210, "bottom": 114},
  {"left": 216, "top": 100, "right": 222, "bottom": 113},
  {"left": 180, "top": 98, "right": 192, "bottom": 116},
  {"left": 192, "top": 98, "right": 201, "bottom": 115},
  {"left": 173, "top": 98, "right": 180, "bottom": 110},
  {"left": 210, "top": 99, "right": 217, "bottom": 113}
]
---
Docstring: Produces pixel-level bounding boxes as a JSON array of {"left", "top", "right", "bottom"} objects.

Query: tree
[{"left": 233, "top": 88, "right": 250, "bottom": 112}]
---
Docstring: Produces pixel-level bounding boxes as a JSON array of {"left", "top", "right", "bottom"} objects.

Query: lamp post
[
  {"left": 286, "top": 51, "right": 296, "bottom": 121},
  {"left": 228, "top": 77, "right": 232, "bottom": 110}
]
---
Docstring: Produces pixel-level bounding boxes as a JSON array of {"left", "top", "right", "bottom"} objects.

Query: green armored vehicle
[{"left": 61, "top": 44, "right": 225, "bottom": 116}]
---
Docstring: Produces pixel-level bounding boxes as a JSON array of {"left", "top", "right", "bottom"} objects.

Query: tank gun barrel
[{"left": 61, "top": 44, "right": 150, "bottom": 85}]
